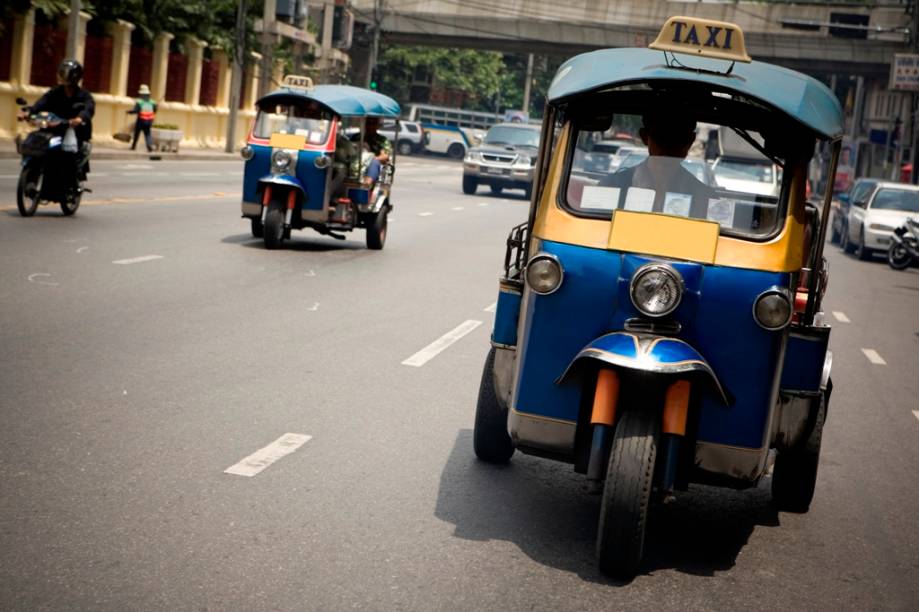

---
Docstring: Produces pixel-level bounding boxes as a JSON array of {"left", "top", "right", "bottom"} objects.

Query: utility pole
[
  {"left": 65, "top": 0, "right": 81, "bottom": 59},
  {"left": 225, "top": 0, "right": 248, "bottom": 153},
  {"left": 259, "top": 0, "right": 277, "bottom": 98},
  {"left": 521, "top": 53, "right": 534, "bottom": 116}
]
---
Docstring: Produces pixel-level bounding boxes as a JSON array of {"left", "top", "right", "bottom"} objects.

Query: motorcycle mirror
[{"left": 15, "top": 97, "right": 28, "bottom": 105}]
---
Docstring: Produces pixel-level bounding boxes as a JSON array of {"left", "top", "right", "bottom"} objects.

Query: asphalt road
[{"left": 1, "top": 156, "right": 917, "bottom": 611}]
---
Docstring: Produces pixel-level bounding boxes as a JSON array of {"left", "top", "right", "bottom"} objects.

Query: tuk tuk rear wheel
[
  {"left": 473, "top": 347, "right": 514, "bottom": 463},
  {"left": 366, "top": 208, "right": 388, "bottom": 250},
  {"left": 772, "top": 398, "right": 825, "bottom": 513},
  {"left": 251, "top": 218, "right": 264, "bottom": 238},
  {"left": 263, "top": 205, "right": 285, "bottom": 250},
  {"left": 597, "top": 409, "right": 660, "bottom": 578}
]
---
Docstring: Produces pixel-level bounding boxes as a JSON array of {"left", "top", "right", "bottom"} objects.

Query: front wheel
[
  {"left": 473, "top": 348, "right": 514, "bottom": 463},
  {"left": 597, "top": 409, "right": 660, "bottom": 578},
  {"left": 447, "top": 143, "right": 465, "bottom": 159},
  {"left": 887, "top": 242, "right": 912, "bottom": 270},
  {"left": 263, "top": 205, "right": 285, "bottom": 250},
  {"left": 397, "top": 140, "right": 413, "bottom": 156},
  {"left": 772, "top": 398, "right": 826, "bottom": 513},
  {"left": 60, "top": 186, "right": 81, "bottom": 216},
  {"left": 16, "top": 166, "right": 40, "bottom": 217},
  {"left": 462, "top": 175, "right": 477, "bottom": 195},
  {"left": 366, "top": 207, "right": 388, "bottom": 250}
]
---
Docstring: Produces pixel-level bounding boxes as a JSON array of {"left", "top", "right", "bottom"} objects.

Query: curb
[{"left": 0, "top": 149, "right": 239, "bottom": 162}]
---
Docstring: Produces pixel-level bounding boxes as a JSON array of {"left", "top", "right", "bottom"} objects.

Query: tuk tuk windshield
[
  {"left": 254, "top": 102, "right": 332, "bottom": 145},
  {"left": 566, "top": 111, "right": 786, "bottom": 239}
]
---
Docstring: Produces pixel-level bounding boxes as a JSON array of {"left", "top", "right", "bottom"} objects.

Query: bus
[{"left": 404, "top": 104, "right": 501, "bottom": 159}]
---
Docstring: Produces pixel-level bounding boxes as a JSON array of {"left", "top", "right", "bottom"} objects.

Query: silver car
[{"left": 841, "top": 181, "right": 919, "bottom": 260}]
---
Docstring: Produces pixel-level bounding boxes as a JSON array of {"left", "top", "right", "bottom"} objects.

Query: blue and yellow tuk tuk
[
  {"left": 240, "top": 76, "right": 401, "bottom": 249},
  {"left": 473, "top": 17, "right": 842, "bottom": 577}
]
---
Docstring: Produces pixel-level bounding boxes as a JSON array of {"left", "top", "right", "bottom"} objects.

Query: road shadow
[
  {"left": 221, "top": 232, "right": 365, "bottom": 252},
  {"left": 435, "top": 429, "right": 780, "bottom": 584}
]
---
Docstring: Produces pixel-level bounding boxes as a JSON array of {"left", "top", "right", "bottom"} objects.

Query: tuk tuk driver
[
  {"left": 351, "top": 116, "right": 392, "bottom": 186},
  {"left": 600, "top": 110, "right": 714, "bottom": 218}
]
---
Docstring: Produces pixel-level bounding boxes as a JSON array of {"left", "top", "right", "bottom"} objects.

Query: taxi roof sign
[
  {"left": 649, "top": 16, "right": 752, "bottom": 64},
  {"left": 282, "top": 74, "right": 314, "bottom": 90}
]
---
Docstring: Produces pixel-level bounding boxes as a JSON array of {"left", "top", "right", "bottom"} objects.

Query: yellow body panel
[
  {"left": 609, "top": 211, "right": 719, "bottom": 264},
  {"left": 269, "top": 132, "right": 306, "bottom": 150},
  {"left": 532, "top": 125, "right": 807, "bottom": 272}
]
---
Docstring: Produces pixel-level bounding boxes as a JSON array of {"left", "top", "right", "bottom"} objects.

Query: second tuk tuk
[
  {"left": 240, "top": 77, "right": 401, "bottom": 250},
  {"left": 473, "top": 17, "right": 843, "bottom": 577}
]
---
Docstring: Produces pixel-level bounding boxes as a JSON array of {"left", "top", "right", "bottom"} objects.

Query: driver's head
[
  {"left": 57, "top": 59, "right": 83, "bottom": 87},
  {"left": 639, "top": 110, "right": 696, "bottom": 158},
  {"left": 366, "top": 117, "right": 380, "bottom": 133}
]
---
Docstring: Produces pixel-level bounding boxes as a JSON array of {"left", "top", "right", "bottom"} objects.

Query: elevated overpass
[{"left": 351, "top": 0, "right": 913, "bottom": 78}]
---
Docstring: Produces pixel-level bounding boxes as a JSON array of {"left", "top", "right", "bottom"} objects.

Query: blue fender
[
  {"left": 556, "top": 331, "right": 729, "bottom": 404},
  {"left": 258, "top": 174, "right": 305, "bottom": 194}
]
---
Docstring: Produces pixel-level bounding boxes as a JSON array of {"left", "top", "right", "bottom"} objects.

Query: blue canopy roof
[
  {"left": 547, "top": 48, "right": 843, "bottom": 140},
  {"left": 257, "top": 84, "right": 400, "bottom": 118}
]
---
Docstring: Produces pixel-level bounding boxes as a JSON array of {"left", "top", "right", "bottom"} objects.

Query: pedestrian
[{"left": 127, "top": 84, "right": 157, "bottom": 152}]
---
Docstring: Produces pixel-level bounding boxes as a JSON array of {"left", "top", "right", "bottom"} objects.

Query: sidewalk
[{"left": 0, "top": 139, "right": 239, "bottom": 162}]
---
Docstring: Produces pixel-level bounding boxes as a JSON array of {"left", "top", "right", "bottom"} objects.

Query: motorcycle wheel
[
  {"left": 60, "top": 186, "right": 81, "bottom": 216},
  {"left": 887, "top": 243, "right": 912, "bottom": 270},
  {"left": 597, "top": 408, "right": 660, "bottom": 579},
  {"left": 16, "top": 167, "right": 40, "bottom": 217}
]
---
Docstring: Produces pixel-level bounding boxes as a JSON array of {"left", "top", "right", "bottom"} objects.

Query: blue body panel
[
  {"left": 243, "top": 146, "right": 329, "bottom": 212},
  {"left": 513, "top": 240, "right": 790, "bottom": 449},
  {"left": 547, "top": 48, "right": 843, "bottom": 139},
  {"left": 257, "top": 85, "right": 400, "bottom": 118},
  {"left": 780, "top": 331, "right": 829, "bottom": 392},
  {"left": 492, "top": 286, "right": 522, "bottom": 346},
  {"left": 348, "top": 188, "right": 370, "bottom": 205},
  {"left": 295, "top": 150, "right": 328, "bottom": 211},
  {"left": 242, "top": 144, "right": 272, "bottom": 205}
]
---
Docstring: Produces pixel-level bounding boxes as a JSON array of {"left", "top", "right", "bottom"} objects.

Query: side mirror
[{"left": 15, "top": 97, "right": 28, "bottom": 105}]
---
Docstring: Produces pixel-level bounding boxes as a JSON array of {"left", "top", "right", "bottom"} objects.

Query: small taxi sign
[
  {"left": 650, "top": 16, "right": 752, "bottom": 63},
  {"left": 282, "top": 74, "right": 314, "bottom": 90}
]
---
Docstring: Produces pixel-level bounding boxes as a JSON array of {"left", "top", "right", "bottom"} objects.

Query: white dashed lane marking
[
  {"left": 484, "top": 302, "right": 497, "bottom": 313},
  {"left": 402, "top": 320, "right": 483, "bottom": 367},
  {"left": 27, "top": 273, "right": 58, "bottom": 286},
  {"left": 832, "top": 311, "right": 851, "bottom": 323},
  {"left": 113, "top": 255, "right": 163, "bottom": 265},
  {"left": 418, "top": 212, "right": 434, "bottom": 217},
  {"left": 477, "top": 202, "right": 490, "bottom": 207},
  {"left": 861, "top": 348, "right": 887, "bottom": 365},
  {"left": 913, "top": 410, "right": 919, "bottom": 423},
  {"left": 452, "top": 206, "right": 464, "bottom": 211},
  {"left": 224, "top": 433, "right": 312, "bottom": 477}
]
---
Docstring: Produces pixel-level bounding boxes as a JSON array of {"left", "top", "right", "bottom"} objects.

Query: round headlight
[
  {"left": 753, "top": 289, "right": 792, "bottom": 330},
  {"left": 240, "top": 145, "right": 254, "bottom": 160},
  {"left": 630, "top": 264, "right": 683, "bottom": 318},
  {"left": 314, "top": 155, "right": 331, "bottom": 169},
  {"left": 525, "top": 254, "right": 564, "bottom": 295},
  {"left": 271, "top": 149, "right": 291, "bottom": 171}
]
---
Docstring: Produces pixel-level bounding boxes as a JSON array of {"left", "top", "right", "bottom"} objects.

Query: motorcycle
[
  {"left": 887, "top": 217, "right": 918, "bottom": 270},
  {"left": 15, "top": 97, "right": 90, "bottom": 217}
]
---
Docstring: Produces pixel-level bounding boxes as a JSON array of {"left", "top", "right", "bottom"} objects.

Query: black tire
[
  {"left": 887, "top": 242, "right": 912, "bottom": 270},
  {"left": 772, "top": 399, "right": 826, "bottom": 513},
  {"left": 60, "top": 186, "right": 81, "bottom": 216},
  {"left": 473, "top": 347, "right": 514, "bottom": 463},
  {"left": 250, "top": 218, "right": 264, "bottom": 238},
  {"left": 16, "top": 167, "right": 40, "bottom": 217},
  {"left": 366, "top": 207, "right": 388, "bottom": 250},
  {"left": 855, "top": 230, "right": 871, "bottom": 260},
  {"left": 263, "top": 204, "right": 285, "bottom": 250},
  {"left": 397, "top": 140, "right": 413, "bottom": 156},
  {"left": 841, "top": 224, "right": 855, "bottom": 254},
  {"left": 830, "top": 221, "right": 841, "bottom": 244},
  {"left": 489, "top": 185, "right": 503, "bottom": 196},
  {"left": 462, "top": 175, "right": 478, "bottom": 195},
  {"left": 447, "top": 143, "right": 465, "bottom": 159},
  {"left": 597, "top": 408, "right": 660, "bottom": 578}
]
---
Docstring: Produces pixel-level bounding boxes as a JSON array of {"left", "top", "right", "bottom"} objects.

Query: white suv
[{"left": 379, "top": 120, "right": 426, "bottom": 156}]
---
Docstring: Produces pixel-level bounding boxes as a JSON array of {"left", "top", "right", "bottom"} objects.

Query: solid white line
[
  {"left": 402, "top": 320, "right": 483, "bottom": 367},
  {"left": 224, "top": 433, "right": 312, "bottom": 477},
  {"left": 484, "top": 302, "right": 497, "bottom": 313},
  {"left": 418, "top": 212, "right": 434, "bottom": 217},
  {"left": 912, "top": 410, "right": 919, "bottom": 423},
  {"left": 112, "top": 255, "right": 163, "bottom": 265},
  {"left": 832, "top": 311, "right": 851, "bottom": 323},
  {"left": 861, "top": 348, "right": 887, "bottom": 365}
]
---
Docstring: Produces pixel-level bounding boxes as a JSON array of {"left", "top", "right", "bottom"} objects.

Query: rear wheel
[
  {"left": 59, "top": 186, "right": 81, "bottom": 216},
  {"left": 397, "top": 140, "right": 413, "bottom": 156},
  {"left": 447, "top": 143, "right": 465, "bottom": 159},
  {"left": 250, "top": 218, "right": 264, "bottom": 238},
  {"left": 462, "top": 175, "right": 478, "bottom": 195},
  {"left": 263, "top": 203, "right": 285, "bottom": 250},
  {"left": 772, "top": 398, "right": 826, "bottom": 513},
  {"left": 597, "top": 409, "right": 659, "bottom": 579},
  {"left": 888, "top": 242, "right": 912, "bottom": 270},
  {"left": 16, "top": 167, "right": 40, "bottom": 217},
  {"left": 473, "top": 348, "right": 514, "bottom": 463},
  {"left": 366, "top": 207, "right": 388, "bottom": 250}
]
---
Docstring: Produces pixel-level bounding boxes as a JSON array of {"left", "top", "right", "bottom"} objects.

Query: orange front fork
[
  {"left": 660, "top": 380, "right": 691, "bottom": 496},
  {"left": 586, "top": 370, "right": 620, "bottom": 484}
]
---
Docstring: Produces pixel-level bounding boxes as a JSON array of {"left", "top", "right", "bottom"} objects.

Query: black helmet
[{"left": 57, "top": 59, "right": 83, "bottom": 86}]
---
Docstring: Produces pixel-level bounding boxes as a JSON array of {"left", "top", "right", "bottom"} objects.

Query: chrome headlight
[
  {"left": 271, "top": 149, "right": 292, "bottom": 172},
  {"left": 513, "top": 155, "right": 532, "bottom": 167},
  {"left": 240, "top": 145, "right": 254, "bottom": 160},
  {"left": 464, "top": 151, "right": 483, "bottom": 163},
  {"left": 630, "top": 264, "right": 684, "bottom": 318},
  {"left": 314, "top": 155, "right": 331, "bottom": 169},
  {"left": 525, "top": 253, "right": 564, "bottom": 295},
  {"left": 753, "top": 288, "right": 792, "bottom": 330}
]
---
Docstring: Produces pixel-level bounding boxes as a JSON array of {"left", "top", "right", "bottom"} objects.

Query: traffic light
[{"left": 369, "top": 67, "right": 379, "bottom": 90}]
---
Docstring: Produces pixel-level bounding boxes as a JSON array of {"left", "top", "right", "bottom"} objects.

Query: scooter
[
  {"left": 887, "top": 217, "right": 919, "bottom": 270},
  {"left": 15, "top": 97, "right": 90, "bottom": 217}
]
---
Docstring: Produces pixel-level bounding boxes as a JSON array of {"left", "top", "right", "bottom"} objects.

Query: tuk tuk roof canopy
[
  {"left": 547, "top": 48, "right": 844, "bottom": 140},
  {"left": 257, "top": 85, "right": 401, "bottom": 119}
]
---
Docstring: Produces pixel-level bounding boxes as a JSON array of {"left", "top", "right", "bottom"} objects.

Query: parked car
[
  {"left": 711, "top": 157, "right": 780, "bottom": 197},
  {"left": 581, "top": 139, "right": 635, "bottom": 174},
  {"left": 841, "top": 180, "right": 919, "bottom": 260},
  {"left": 462, "top": 123, "right": 541, "bottom": 197},
  {"left": 378, "top": 120, "right": 425, "bottom": 155},
  {"left": 830, "top": 178, "right": 878, "bottom": 244}
]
